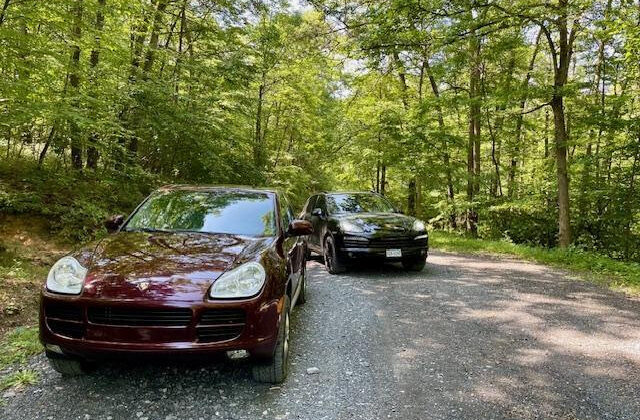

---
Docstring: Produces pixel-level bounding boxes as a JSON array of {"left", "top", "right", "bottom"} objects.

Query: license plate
[{"left": 386, "top": 249, "right": 402, "bottom": 258}]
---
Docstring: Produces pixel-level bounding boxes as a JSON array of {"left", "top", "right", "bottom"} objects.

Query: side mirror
[
  {"left": 287, "top": 220, "right": 313, "bottom": 237},
  {"left": 311, "top": 208, "right": 324, "bottom": 218},
  {"left": 105, "top": 215, "right": 125, "bottom": 233}
]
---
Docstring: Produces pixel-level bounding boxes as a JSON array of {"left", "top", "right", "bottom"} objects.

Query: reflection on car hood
[
  {"left": 81, "top": 231, "right": 274, "bottom": 302},
  {"left": 336, "top": 212, "right": 416, "bottom": 234}
]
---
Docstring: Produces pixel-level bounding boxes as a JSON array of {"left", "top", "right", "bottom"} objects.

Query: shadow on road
[{"left": 3, "top": 251, "right": 639, "bottom": 420}]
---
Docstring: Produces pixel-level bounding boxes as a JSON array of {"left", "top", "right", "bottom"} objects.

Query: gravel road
[{"left": 3, "top": 251, "right": 640, "bottom": 420}]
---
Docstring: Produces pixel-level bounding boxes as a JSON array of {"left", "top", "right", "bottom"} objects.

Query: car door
[
  {"left": 301, "top": 195, "right": 316, "bottom": 220},
  {"left": 279, "top": 195, "right": 304, "bottom": 303},
  {"left": 309, "top": 194, "right": 328, "bottom": 250},
  {"left": 302, "top": 195, "right": 319, "bottom": 251}
]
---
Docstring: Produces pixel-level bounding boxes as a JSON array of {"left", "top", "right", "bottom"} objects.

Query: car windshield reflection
[
  {"left": 124, "top": 190, "right": 276, "bottom": 237},
  {"left": 326, "top": 193, "right": 395, "bottom": 214}
]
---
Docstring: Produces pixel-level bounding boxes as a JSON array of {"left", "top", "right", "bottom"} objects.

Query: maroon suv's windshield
[{"left": 124, "top": 190, "right": 277, "bottom": 237}]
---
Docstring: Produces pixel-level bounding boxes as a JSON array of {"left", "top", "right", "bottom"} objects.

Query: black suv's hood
[{"left": 335, "top": 212, "right": 417, "bottom": 235}]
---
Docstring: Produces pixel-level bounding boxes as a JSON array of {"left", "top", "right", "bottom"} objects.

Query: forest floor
[{"left": 0, "top": 216, "right": 69, "bottom": 392}]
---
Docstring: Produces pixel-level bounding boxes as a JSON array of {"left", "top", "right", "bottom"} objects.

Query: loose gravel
[{"left": 2, "top": 251, "right": 640, "bottom": 420}]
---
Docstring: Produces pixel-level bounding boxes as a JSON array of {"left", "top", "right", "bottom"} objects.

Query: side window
[
  {"left": 316, "top": 195, "right": 327, "bottom": 213},
  {"left": 304, "top": 195, "right": 317, "bottom": 214},
  {"left": 279, "top": 195, "right": 293, "bottom": 230}
]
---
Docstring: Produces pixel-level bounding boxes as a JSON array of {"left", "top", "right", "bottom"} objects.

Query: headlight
[
  {"left": 46, "top": 256, "right": 87, "bottom": 295},
  {"left": 210, "top": 262, "right": 266, "bottom": 298},
  {"left": 340, "top": 220, "right": 364, "bottom": 233},
  {"left": 412, "top": 220, "right": 426, "bottom": 232}
]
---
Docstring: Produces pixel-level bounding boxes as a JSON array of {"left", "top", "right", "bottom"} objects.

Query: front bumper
[
  {"left": 338, "top": 234, "right": 429, "bottom": 260},
  {"left": 339, "top": 246, "right": 428, "bottom": 259},
  {"left": 39, "top": 291, "right": 282, "bottom": 361}
]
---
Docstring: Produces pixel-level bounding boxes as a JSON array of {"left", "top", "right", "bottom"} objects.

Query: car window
[
  {"left": 279, "top": 194, "right": 294, "bottom": 230},
  {"left": 326, "top": 193, "right": 395, "bottom": 214},
  {"left": 125, "top": 190, "right": 277, "bottom": 237},
  {"left": 315, "top": 195, "right": 327, "bottom": 213},
  {"left": 304, "top": 195, "right": 317, "bottom": 214}
]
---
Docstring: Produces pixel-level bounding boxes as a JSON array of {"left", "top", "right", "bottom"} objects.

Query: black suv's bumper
[{"left": 338, "top": 235, "right": 428, "bottom": 260}]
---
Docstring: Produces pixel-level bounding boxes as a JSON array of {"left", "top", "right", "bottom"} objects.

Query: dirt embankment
[{"left": 0, "top": 216, "right": 69, "bottom": 337}]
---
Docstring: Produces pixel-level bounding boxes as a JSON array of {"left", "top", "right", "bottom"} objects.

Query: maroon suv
[{"left": 39, "top": 186, "right": 312, "bottom": 383}]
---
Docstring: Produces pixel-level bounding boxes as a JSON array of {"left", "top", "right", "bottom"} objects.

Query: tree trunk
[
  {"left": 510, "top": 29, "right": 542, "bottom": 196},
  {"left": 408, "top": 179, "right": 416, "bottom": 216},
  {"left": 466, "top": 29, "right": 481, "bottom": 236},
  {"left": 142, "top": 0, "right": 169, "bottom": 77},
  {"left": 69, "top": 0, "right": 83, "bottom": 170},
  {"left": 0, "top": 0, "right": 10, "bottom": 26},
  {"left": 254, "top": 78, "right": 266, "bottom": 169},
  {"left": 551, "top": 94, "right": 571, "bottom": 247},
  {"left": 551, "top": 0, "right": 573, "bottom": 247},
  {"left": 424, "top": 57, "right": 456, "bottom": 228},
  {"left": 393, "top": 51, "right": 418, "bottom": 214},
  {"left": 38, "top": 128, "right": 56, "bottom": 167},
  {"left": 381, "top": 165, "right": 386, "bottom": 196},
  {"left": 86, "top": 0, "right": 106, "bottom": 169}
]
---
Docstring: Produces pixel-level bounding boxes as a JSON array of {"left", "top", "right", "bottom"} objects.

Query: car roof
[
  {"left": 157, "top": 184, "right": 279, "bottom": 195},
  {"left": 321, "top": 191, "right": 380, "bottom": 196}
]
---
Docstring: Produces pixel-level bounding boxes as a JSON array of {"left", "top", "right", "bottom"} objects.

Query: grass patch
[
  {"left": 0, "top": 370, "right": 39, "bottom": 392},
  {"left": 0, "top": 327, "right": 42, "bottom": 394},
  {"left": 0, "top": 326, "right": 42, "bottom": 369},
  {"left": 431, "top": 231, "right": 640, "bottom": 295}
]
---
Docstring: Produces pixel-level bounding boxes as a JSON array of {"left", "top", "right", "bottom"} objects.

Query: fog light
[
  {"left": 226, "top": 350, "right": 249, "bottom": 360},
  {"left": 45, "top": 344, "right": 63, "bottom": 354}
]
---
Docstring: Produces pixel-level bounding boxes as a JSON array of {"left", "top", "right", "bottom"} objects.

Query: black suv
[{"left": 300, "top": 191, "right": 428, "bottom": 274}]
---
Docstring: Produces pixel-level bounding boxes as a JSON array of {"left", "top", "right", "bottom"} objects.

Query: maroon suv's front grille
[
  {"left": 196, "top": 309, "right": 245, "bottom": 343},
  {"left": 45, "top": 302, "right": 85, "bottom": 339},
  {"left": 45, "top": 302, "right": 83, "bottom": 322},
  {"left": 87, "top": 307, "right": 192, "bottom": 327}
]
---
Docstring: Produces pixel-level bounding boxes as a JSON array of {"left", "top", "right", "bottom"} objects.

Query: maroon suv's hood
[{"left": 81, "top": 232, "right": 273, "bottom": 302}]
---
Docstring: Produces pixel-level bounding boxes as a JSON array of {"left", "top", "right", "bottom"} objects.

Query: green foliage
[
  {"left": 480, "top": 201, "right": 558, "bottom": 248},
  {"left": 0, "top": 0, "right": 639, "bottom": 264},
  {"left": 0, "top": 158, "right": 154, "bottom": 240}
]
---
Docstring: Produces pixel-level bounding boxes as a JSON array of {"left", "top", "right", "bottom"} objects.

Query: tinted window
[
  {"left": 316, "top": 195, "right": 327, "bottom": 212},
  {"left": 304, "top": 195, "right": 317, "bottom": 213},
  {"left": 279, "top": 195, "right": 294, "bottom": 229},
  {"left": 326, "top": 193, "right": 395, "bottom": 214},
  {"left": 125, "top": 190, "right": 276, "bottom": 237}
]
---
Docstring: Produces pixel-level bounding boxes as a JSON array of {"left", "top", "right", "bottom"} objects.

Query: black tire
[
  {"left": 46, "top": 352, "right": 89, "bottom": 376},
  {"left": 402, "top": 256, "right": 426, "bottom": 272},
  {"left": 252, "top": 296, "right": 291, "bottom": 383},
  {"left": 296, "top": 263, "right": 307, "bottom": 305},
  {"left": 324, "top": 236, "right": 347, "bottom": 274}
]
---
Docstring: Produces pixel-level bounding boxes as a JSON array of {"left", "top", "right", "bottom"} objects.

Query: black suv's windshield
[
  {"left": 124, "top": 190, "right": 277, "bottom": 237},
  {"left": 326, "top": 193, "right": 395, "bottom": 214}
]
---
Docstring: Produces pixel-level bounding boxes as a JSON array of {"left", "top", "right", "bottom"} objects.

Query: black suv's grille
[
  {"left": 343, "top": 236, "right": 427, "bottom": 249},
  {"left": 87, "top": 307, "right": 192, "bottom": 326},
  {"left": 196, "top": 309, "right": 245, "bottom": 343}
]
